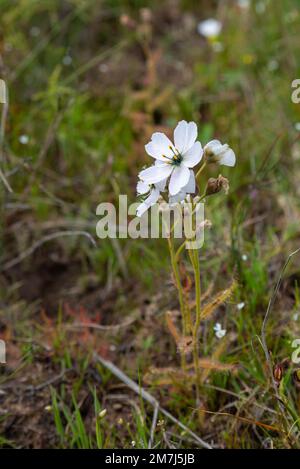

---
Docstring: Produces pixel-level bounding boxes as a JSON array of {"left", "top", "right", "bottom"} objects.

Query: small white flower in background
[
  {"left": 19, "top": 135, "right": 29, "bottom": 145},
  {"left": 197, "top": 19, "right": 222, "bottom": 39},
  {"left": 295, "top": 123, "right": 300, "bottom": 132},
  {"left": 62, "top": 55, "right": 72, "bottom": 66},
  {"left": 131, "top": 441, "right": 136, "bottom": 447},
  {"left": 293, "top": 313, "right": 299, "bottom": 321},
  {"left": 237, "top": 0, "right": 251, "bottom": 9},
  {"left": 241, "top": 254, "right": 248, "bottom": 261},
  {"left": 139, "top": 120, "right": 203, "bottom": 196},
  {"left": 214, "top": 323, "right": 226, "bottom": 339},
  {"left": 204, "top": 140, "right": 236, "bottom": 167},
  {"left": 98, "top": 409, "right": 107, "bottom": 419},
  {"left": 136, "top": 178, "right": 166, "bottom": 217},
  {"left": 237, "top": 302, "right": 245, "bottom": 310}
]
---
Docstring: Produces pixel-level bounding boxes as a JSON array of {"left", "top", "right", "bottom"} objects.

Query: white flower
[
  {"left": 204, "top": 140, "right": 236, "bottom": 167},
  {"left": 295, "top": 123, "right": 300, "bottom": 132},
  {"left": 197, "top": 19, "right": 222, "bottom": 39},
  {"left": 214, "top": 323, "right": 226, "bottom": 339},
  {"left": 237, "top": 302, "right": 245, "bottom": 310},
  {"left": 169, "top": 169, "right": 196, "bottom": 204},
  {"left": 139, "top": 121, "right": 203, "bottom": 196},
  {"left": 62, "top": 55, "right": 72, "bottom": 66},
  {"left": 19, "top": 135, "right": 29, "bottom": 145},
  {"left": 241, "top": 254, "right": 248, "bottom": 261},
  {"left": 237, "top": 0, "right": 250, "bottom": 9},
  {"left": 136, "top": 178, "right": 166, "bottom": 217}
]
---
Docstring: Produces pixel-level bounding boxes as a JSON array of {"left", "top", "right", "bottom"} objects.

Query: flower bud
[
  {"left": 273, "top": 363, "right": 283, "bottom": 383},
  {"left": 205, "top": 175, "right": 229, "bottom": 196}
]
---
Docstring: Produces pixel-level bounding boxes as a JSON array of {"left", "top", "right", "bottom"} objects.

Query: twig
[
  {"left": 0, "top": 230, "right": 96, "bottom": 271},
  {"left": 25, "top": 368, "right": 73, "bottom": 392},
  {"left": 93, "top": 353, "right": 212, "bottom": 449},
  {"left": 65, "top": 314, "right": 138, "bottom": 333},
  {"left": 0, "top": 167, "right": 12, "bottom": 193}
]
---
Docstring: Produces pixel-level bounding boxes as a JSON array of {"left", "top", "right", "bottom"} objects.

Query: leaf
[
  {"left": 198, "top": 358, "right": 236, "bottom": 371},
  {"left": 165, "top": 311, "right": 193, "bottom": 354}
]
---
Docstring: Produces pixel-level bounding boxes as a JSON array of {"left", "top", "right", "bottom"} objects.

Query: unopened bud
[
  {"left": 273, "top": 363, "right": 283, "bottom": 383},
  {"left": 205, "top": 175, "right": 229, "bottom": 196}
]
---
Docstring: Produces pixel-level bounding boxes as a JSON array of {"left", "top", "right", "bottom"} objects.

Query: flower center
[{"left": 172, "top": 154, "right": 183, "bottom": 166}]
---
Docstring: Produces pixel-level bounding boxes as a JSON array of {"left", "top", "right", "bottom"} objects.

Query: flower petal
[
  {"left": 145, "top": 142, "right": 171, "bottom": 161},
  {"left": 145, "top": 187, "right": 160, "bottom": 205},
  {"left": 155, "top": 177, "right": 167, "bottom": 192},
  {"left": 137, "top": 180, "right": 150, "bottom": 195},
  {"left": 183, "top": 141, "right": 203, "bottom": 167},
  {"left": 174, "top": 120, "right": 188, "bottom": 153},
  {"left": 136, "top": 188, "right": 160, "bottom": 217},
  {"left": 184, "top": 170, "right": 196, "bottom": 193},
  {"left": 169, "top": 165, "right": 190, "bottom": 196},
  {"left": 151, "top": 132, "right": 174, "bottom": 158},
  {"left": 139, "top": 164, "right": 172, "bottom": 184},
  {"left": 219, "top": 148, "right": 236, "bottom": 167},
  {"left": 136, "top": 202, "right": 148, "bottom": 217}
]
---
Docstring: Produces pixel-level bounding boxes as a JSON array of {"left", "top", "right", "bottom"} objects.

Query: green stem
[{"left": 196, "top": 161, "right": 207, "bottom": 181}]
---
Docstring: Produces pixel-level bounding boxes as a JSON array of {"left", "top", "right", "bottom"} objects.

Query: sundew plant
[{"left": 136, "top": 120, "right": 236, "bottom": 398}]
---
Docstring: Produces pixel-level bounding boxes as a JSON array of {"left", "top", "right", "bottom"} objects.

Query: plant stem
[
  {"left": 167, "top": 235, "right": 189, "bottom": 369},
  {"left": 188, "top": 248, "right": 201, "bottom": 396}
]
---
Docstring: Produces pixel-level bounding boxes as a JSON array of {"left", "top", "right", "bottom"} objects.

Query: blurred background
[{"left": 1, "top": 0, "right": 300, "bottom": 449}]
